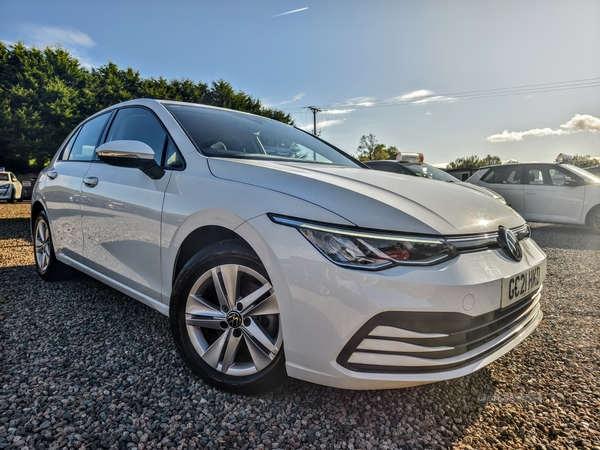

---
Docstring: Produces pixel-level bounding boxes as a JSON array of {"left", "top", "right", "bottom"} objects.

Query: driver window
[
  {"left": 106, "top": 108, "right": 167, "bottom": 165},
  {"left": 548, "top": 168, "right": 573, "bottom": 186}
]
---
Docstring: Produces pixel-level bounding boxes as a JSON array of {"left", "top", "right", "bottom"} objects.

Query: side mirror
[
  {"left": 96, "top": 140, "right": 165, "bottom": 180},
  {"left": 564, "top": 178, "right": 580, "bottom": 187}
]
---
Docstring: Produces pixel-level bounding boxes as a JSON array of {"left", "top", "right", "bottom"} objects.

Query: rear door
[
  {"left": 80, "top": 107, "right": 174, "bottom": 300},
  {"left": 523, "top": 164, "right": 585, "bottom": 223},
  {"left": 43, "top": 112, "right": 112, "bottom": 261}
]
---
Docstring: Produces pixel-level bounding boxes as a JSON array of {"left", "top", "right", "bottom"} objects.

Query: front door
[{"left": 80, "top": 107, "right": 171, "bottom": 300}]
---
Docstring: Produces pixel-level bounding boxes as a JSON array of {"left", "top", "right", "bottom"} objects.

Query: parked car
[
  {"left": 467, "top": 162, "right": 600, "bottom": 232},
  {"left": 585, "top": 166, "right": 600, "bottom": 177},
  {"left": 365, "top": 154, "right": 508, "bottom": 204},
  {"left": 31, "top": 99, "right": 546, "bottom": 393},
  {"left": 0, "top": 170, "right": 23, "bottom": 202}
]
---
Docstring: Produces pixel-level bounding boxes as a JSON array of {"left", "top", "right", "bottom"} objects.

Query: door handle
[
  {"left": 525, "top": 191, "right": 537, "bottom": 195},
  {"left": 83, "top": 176, "right": 99, "bottom": 187},
  {"left": 47, "top": 170, "right": 58, "bottom": 180}
]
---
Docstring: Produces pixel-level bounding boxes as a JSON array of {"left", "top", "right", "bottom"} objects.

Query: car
[
  {"left": 0, "top": 170, "right": 23, "bottom": 203},
  {"left": 31, "top": 99, "right": 546, "bottom": 394},
  {"left": 365, "top": 154, "right": 509, "bottom": 204},
  {"left": 585, "top": 166, "right": 600, "bottom": 177},
  {"left": 466, "top": 159, "right": 600, "bottom": 233}
]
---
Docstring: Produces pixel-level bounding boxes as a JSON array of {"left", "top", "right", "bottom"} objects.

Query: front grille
[
  {"left": 337, "top": 288, "right": 541, "bottom": 374},
  {"left": 446, "top": 223, "right": 530, "bottom": 253}
]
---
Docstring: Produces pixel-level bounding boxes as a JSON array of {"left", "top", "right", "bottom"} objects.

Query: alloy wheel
[
  {"left": 35, "top": 219, "right": 51, "bottom": 272},
  {"left": 185, "top": 264, "right": 282, "bottom": 376}
]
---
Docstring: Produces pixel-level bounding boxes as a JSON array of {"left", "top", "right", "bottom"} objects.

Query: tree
[
  {"left": 356, "top": 134, "right": 397, "bottom": 161},
  {"left": 571, "top": 154, "right": 600, "bottom": 168},
  {"left": 0, "top": 42, "right": 293, "bottom": 174},
  {"left": 446, "top": 154, "right": 503, "bottom": 170}
]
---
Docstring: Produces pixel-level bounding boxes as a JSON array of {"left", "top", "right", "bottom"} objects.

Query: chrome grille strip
[{"left": 447, "top": 223, "right": 530, "bottom": 252}]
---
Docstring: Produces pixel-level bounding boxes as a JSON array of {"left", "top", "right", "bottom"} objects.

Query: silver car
[{"left": 31, "top": 99, "right": 546, "bottom": 393}]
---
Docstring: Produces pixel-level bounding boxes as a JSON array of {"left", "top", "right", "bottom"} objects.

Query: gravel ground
[{"left": 1, "top": 202, "right": 599, "bottom": 450}]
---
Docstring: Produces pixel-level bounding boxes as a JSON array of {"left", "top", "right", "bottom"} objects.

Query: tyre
[
  {"left": 7, "top": 188, "right": 15, "bottom": 203},
  {"left": 170, "top": 239, "right": 287, "bottom": 394},
  {"left": 588, "top": 206, "right": 600, "bottom": 233},
  {"left": 33, "top": 210, "right": 75, "bottom": 281}
]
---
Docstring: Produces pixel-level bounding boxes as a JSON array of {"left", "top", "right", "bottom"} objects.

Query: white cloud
[
  {"left": 388, "top": 90, "right": 433, "bottom": 102},
  {"left": 13, "top": 24, "right": 97, "bottom": 68},
  {"left": 411, "top": 95, "right": 456, "bottom": 105},
  {"left": 23, "top": 24, "right": 95, "bottom": 48},
  {"left": 270, "top": 7, "right": 308, "bottom": 18},
  {"left": 425, "top": 111, "right": 432, "bottom": 116},
  {"left": 344, "top": 96, "right": 376, "bottom": 107},
  {"left": 560, "top": 114, "right": 600, "bottom": 132},
  {"left": 298, "top": 119, "right": 345, "bottom": 131},
  {"left": 487, "top": 128, "right": 568, "bottom": 142},
  {"left": 488, "top": 114, "right": 600, "bottom": 143},
  {"left": 327, "top": 109, "right": 355, "bottom": 115},
  {"left": 292, "top": 93, "right": 305, "bottom": 102},
  {"left": 386, "top": 89, "right": 455, "bottom": 105}
]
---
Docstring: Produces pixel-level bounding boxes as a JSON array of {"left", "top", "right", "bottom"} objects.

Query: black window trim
[{"left": 98, "top": 105, "right": 186, "bottom": 171}]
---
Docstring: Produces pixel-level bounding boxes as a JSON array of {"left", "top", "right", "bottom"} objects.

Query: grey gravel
[{"left": 1, "top": 202, "right": 599, "bottom": 449}]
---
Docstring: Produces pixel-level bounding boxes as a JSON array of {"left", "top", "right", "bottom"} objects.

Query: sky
[{"left": 1, "top": 0, "right": 600, "bottom": 165}]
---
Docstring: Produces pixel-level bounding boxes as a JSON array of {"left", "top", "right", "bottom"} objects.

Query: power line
[{"left": 284, "top": 77, "right": 600, "bottom": 113}]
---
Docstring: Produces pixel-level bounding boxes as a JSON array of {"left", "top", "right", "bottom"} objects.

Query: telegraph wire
[{"left": 282, "top": 77, "right": 600, "bottom": 114}]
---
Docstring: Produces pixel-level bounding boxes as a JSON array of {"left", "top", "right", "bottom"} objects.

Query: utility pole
[{"left": 304, "top": 106, "right": 326, "bottom": 136}]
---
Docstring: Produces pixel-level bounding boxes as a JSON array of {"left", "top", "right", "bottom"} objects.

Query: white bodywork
[
  {"left": 32, "top": 99, "right": 546, "bottom": 390},
  {"left": 0, "top": 171, "right": 23, "bottom": 201},
  {"left": 467, "top": 164, "right": 600, "bottom": 226}
]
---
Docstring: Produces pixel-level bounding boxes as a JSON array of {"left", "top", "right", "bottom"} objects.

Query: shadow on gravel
[
  {"left": 0, "top": 217, "right": 31, "bottom": 240},
  {"left": 531, "top": 223, "right": 600, "bottom": 251}
]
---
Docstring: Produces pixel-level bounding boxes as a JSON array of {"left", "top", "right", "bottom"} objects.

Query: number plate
[{"left": 501, "top": 261, "right": 546, "bottom": 308}]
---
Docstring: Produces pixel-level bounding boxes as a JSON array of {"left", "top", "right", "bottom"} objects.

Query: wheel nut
[
  {"left": 220, "top": 321, "right": 227, "bottom": 329},
  {"left": 243, "top": 318, "right": 251, "bottom": 327},
  {"left": 236, "top": 302, "right": 243, "bottom": 311},
  {"left": 222, "top": 305, "right": 229, "bottom": 313},
  {"left": 233, "top": 329, "right": 241, "bottom": 338}
]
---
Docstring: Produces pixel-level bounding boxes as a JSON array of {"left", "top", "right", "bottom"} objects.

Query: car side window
[
  {"left": 106, "top": 108, "right": 167, "bottom": 165},
  {"left": 65, "top": 113, "right": 111, "bottom": 161},
  {"left": 164, "top": 138, "right": 184, "bottom": 169},
  {"left": 11, "top": 174, "right": 17, "bottom": 182},
  {"left": 370, "top": 163, "right": 401, "bottom": 174},
  {"left": 481, "top": 167, "right": 522, "bottom": 184},
  {"left": 548, "top": 168, "right": 576, "bottom": 186},
  {"left": 527, "top": 168, "right": 544, "bottom": 185}
]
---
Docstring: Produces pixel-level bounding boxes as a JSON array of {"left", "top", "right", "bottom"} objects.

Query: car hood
[
  {"left": 208, "top": 159, "right": 525, "bottom": 235},
  {"left": 453, "top": 181, "right": 507, "bottom": 202}
]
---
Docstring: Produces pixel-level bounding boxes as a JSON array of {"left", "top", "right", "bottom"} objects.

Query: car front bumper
[{"left": 244, "top": 215, "right": 546, "bottom": 390}]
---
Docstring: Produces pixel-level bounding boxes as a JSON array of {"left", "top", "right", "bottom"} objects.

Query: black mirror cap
[{"left": 98, "top": 155, "right": 165, "bottom": 180}]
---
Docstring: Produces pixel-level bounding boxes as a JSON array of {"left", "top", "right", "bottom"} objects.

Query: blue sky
[{"left": 1, "top": 0, "right": 599, "bottom": 165}]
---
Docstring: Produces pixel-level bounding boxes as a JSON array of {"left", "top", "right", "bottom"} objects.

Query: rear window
[
  {"left": 165, "top": 104, "right": 359, "bottom": 167},
  {"left": 0, "top": 173, "right": 8, "bottom": 181}
]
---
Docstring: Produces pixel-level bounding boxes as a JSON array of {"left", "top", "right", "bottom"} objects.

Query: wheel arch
[
  {"left": 31, "top": 200, "right": 45, "bottom": 234},
  {"left": 172, "top": 225, "right": 255, "bottom": 285},
  {"left": 585, "top": 203, "right": 600, "bottom": 228}
]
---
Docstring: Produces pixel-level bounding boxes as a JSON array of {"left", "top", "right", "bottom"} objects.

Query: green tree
[
  {"left": 356, "top": 134, "right": 398, "bottom": 161},
  {"left": 0, "top": 42, "right": 293, "bottom": 174},
  {"left": 446, "top": 154, "right": 503, "bottom": 170},
  {"left": 571, "top": 154, "right": 600, "bottom": 168}
]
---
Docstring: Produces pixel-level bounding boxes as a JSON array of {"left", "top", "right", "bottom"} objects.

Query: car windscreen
[
  {"left": 165, "top": 104, "right": 360, "bottom": 167},
  {"left": 402, "top": 163, "right": 458, "bottom": 181},
  {"left": 563, "top": 164, "right": 600, "bottom": 183},
  {"left": 0, "top": 173, "right": 8, "bottom": 181}
]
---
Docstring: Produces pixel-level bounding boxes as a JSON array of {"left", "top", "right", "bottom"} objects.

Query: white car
[
  {"left": 31, "top": 99, "right": 546, "bottom": 393},
  {"left": 467, "top": 163, "right": 600, "bottom": 232},
  {"left": 364, "top": 154, "right": 509, "bottom": 204},
  {"left": 0, "top": 171, "right": 23, "bottom": 202}
]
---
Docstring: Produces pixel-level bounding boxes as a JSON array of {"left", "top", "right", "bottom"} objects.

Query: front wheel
[
  {"left": 587, "top": 206, "right": 600, "bottom": 233},
  {"left": 170, "top": 239, "right": 287, "bottom": 394}
]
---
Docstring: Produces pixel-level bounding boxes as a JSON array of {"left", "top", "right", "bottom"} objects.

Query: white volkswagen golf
[{"left": 31, "top": 99, "right": 546, "bottom": 393}]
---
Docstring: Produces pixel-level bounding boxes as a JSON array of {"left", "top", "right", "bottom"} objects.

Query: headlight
[
  {"left": 270, "top": 215, "right": 458, "bottom": 270},
  {"left": 0, "top": 183, "right": 9, "bottom": 189}
]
